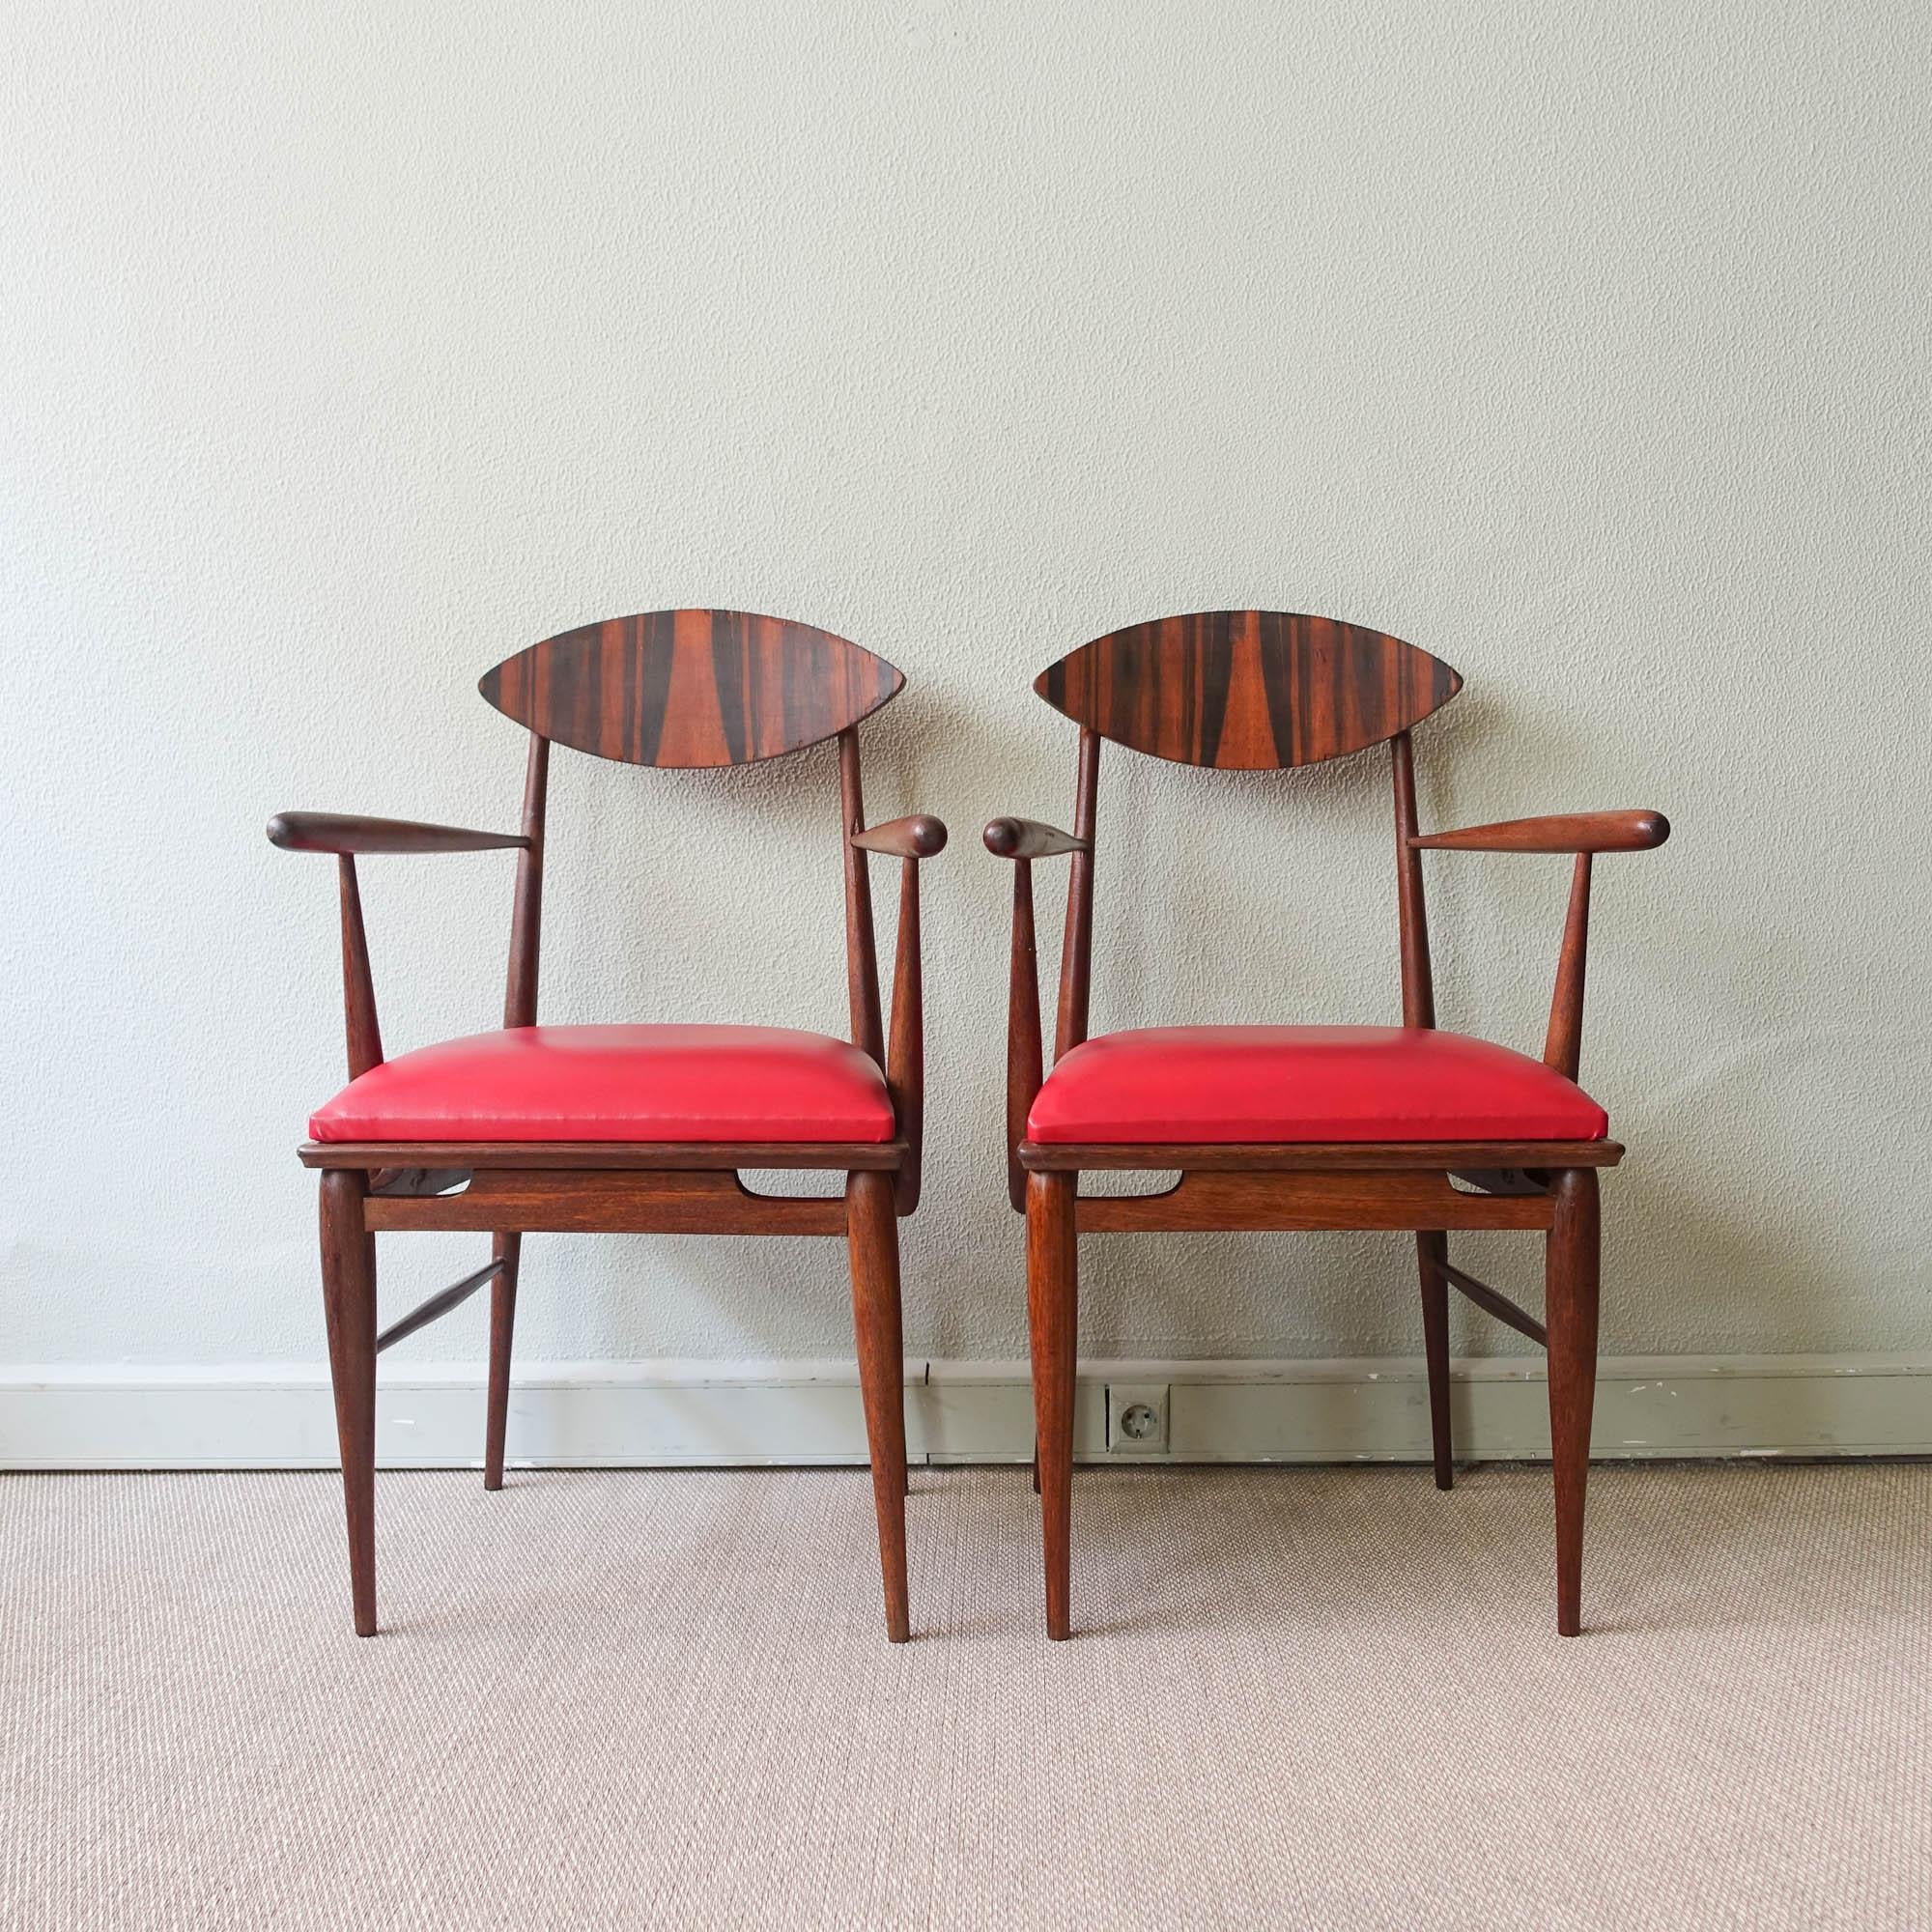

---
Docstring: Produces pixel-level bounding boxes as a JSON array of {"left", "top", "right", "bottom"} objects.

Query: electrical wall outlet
[{"left": 1105, "top": 1381, "right": 1171, "bottom": 1456}]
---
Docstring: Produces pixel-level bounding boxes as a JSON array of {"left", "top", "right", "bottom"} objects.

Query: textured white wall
[{"left": 3, "top": 0, "right": 1927, "bottom": 1371}]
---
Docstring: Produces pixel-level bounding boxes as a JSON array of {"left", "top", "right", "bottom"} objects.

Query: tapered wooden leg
[
  {"left": 1546, "top": 1168, "right": 1601, "bottom": 1636},
  {"left": 1026, "top": 1170, "right": 1078, "bottom": 1639},
  {"left": 484, "top": 1232, "right": 521, "bottom": 1492},
  {"left": 319, "top": 1168, "right": 378, "bottom": 1637},
  {"left": 845, "top": 1171, "right": 910, "bottom": 1642},
  {"left": 1416, "top": 1231, "right": 1453, "bottom": 1491}
]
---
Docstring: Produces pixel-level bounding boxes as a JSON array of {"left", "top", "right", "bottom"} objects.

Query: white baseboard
[{"left": 3, "top": 1354, "right": 1928, "bottom": 1469}]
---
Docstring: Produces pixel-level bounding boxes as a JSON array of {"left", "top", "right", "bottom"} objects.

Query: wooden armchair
[
  {"left": 270, "top": 611, "right": 946, "bottom": 1641},
  {"left": 985, "top": 611, "right": 1668, "bottom": 1639}
]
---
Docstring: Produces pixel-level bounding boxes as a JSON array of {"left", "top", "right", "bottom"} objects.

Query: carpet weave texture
[{"left": 5, "top": 1463, "right": 1929, "bottom": 1928}]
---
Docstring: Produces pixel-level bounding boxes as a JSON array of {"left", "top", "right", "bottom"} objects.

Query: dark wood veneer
[
  {"left": 479, "top": 610, "right": 903, "bottom": 767},
  {"left": 365, "top": 1170, "right": 849, "bottom": 1236},
  {"left": 269, "top": 812, "right": 529, "bottom": 855},
  {"left": 852, "top": 814, "right": 949, "bottom": 859},
  {"left": 992, "top": 608, "right": 1668, "bottom": 1642},
  {"left": 1036, "top": 611, "right": 1461, "bottom": 768},
  {"left": 1070, "top": 1168, "right": 1552, "bottom": 1235},
  {"left": 274, "top": 609, "right": 940, "bottom": 1643},
  {"left": 1411, "top": 810, "right": 1669, "bottom": 853},
  {"left": 982, "top": 818, "right": 1088, "bottom": 860}
]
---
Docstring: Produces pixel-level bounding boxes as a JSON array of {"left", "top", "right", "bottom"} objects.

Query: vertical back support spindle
[
  {"left": 1391, "top": 730, "right": 1435, "bottom": 1030},
  {"left": 888, "top": 857, "right": 923, "bottom": 1211},
  {"left": 1054, "top": 728, "right": 1100, "bottom": 1062},
  {"left": 504, "top": 734, "right": 549, "bottom": 1029},
  {"left": 839, "top": 728, "right": 887, "bottom": 1069}
]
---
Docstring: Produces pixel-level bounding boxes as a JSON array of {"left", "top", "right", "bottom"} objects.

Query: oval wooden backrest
[
  {"left": 480, "top": 610, "right": 905, "bottom": 766},
  {"left": 1035, "top": 611, "right": 1461, "bottom": 767}
]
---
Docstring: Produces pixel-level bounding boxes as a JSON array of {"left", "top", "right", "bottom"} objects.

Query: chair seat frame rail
[
  {"left": 987, "top": 610, "right": 1669, "bottom": 1639},
  {"left": 271, "top": 611, "right": 947, "bottom": 1642}
]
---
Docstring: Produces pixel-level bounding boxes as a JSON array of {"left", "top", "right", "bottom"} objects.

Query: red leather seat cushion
[
  {"left": 309, "top": 1025, "right": 895, "bottom": 1144},
  {"left": 1027, "top": 1027, "right": 1607, "bottom": 1144}
]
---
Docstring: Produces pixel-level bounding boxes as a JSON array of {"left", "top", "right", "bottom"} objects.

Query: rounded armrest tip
[
  {"left": 1635, "top": 810, "right": 1671, "bottom": 849},
  {"left": 982, "top": 816, "right": 1087, "bottom": 860},
  {"left": 266, "top": 813, "right": 298, "bottom": 849},
  {"left": 851, "top": 813, "right": 950, "bottom": 858}
]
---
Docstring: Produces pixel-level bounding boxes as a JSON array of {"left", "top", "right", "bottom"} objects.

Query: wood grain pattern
[
  {"left": 995, "top": 617, "right": 1661, "bottom": 1642},
  {"left": 1411, "top": 810, "right": 1669, "bottom": 853},
  {"left": 838, "top": 728, "right": 887, "bottom": 1069},
  {"left": 1026, "top": 1170, "right": 1078, "bottom": 1641},
  {"left": 851, "top": 815, "right": 948, "bottom": 859},
  {"left": 1036, "top": 611, "right": 1461, "bottom": 768},
  {"left": 269, "top": 812, "right": 528, "bottom": 855},
  {"left": 284, "top": 614, "right": 937, "bottom": 1646},
  {"left": 1054, "top": 729, "right": 1100, "bottom": 1059},
  {"left": 1390, "top": 732, "right": 1436, "bottom": 1030},
  {"left": 1547, "top": 1168, "right": 1601, "bottom": 1636},
  {"left": 479, "top": 610, "right": 904, "bottom": 767},
  {"left": 981, "top": 818, "right": 1088, "bottom": 860},
  {"left": 319, "top": 1168, "right": 377, "bottom": 1636},
  {"left": 363, "top": 1169, "right": 848, "bottom": 1235},
  {"left": 846, "top": 1171, "right": 911, "bottom": 1642},
  {"left": 502, "top": 737, "right": 548, "bottom": 1030},
  {"left": 1072, "top": 1169, "right": 1552, "bottom": 1234}
]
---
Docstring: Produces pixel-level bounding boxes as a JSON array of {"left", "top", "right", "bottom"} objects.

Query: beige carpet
[{"left": 5, "top": 1463, "right": 1929, "bottom": 1929}]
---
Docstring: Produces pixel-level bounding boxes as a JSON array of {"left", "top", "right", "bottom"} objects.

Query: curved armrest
[
  {"left": 983, "top": 815, "right": 1094, "bottom": 1208},
  {"left": 1410, "top": 810, "right": 1669, "bottom": 854},
  {"left": 851, "top": 814, "right": 949, "bottom": 859},
  {"left": 982, "top": 817, "right": 1088, "bottom": 860},
  {"left": 1414, "top": 809, "right": 1671, "bottom": 1083},
  {"left": 854, "top": 814, "right": 948, "bottom": 1213},
  {"left": 268, "top": 811, "right": 529, "bottom": 855},
  {"left": 270, "top": 810, "right": 526, "bottom": 1086}
]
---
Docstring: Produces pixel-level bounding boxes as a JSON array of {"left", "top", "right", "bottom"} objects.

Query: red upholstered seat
[
  {"left": 309, "top": 1025, "right": 895, "bottom": 1144},
  {"left": 1026, "top": 1027, "right": 1607, "bottom": 1145}
]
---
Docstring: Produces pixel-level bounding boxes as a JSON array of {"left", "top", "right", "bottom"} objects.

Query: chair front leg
[
  {"left": 484, "top": 1231, "right": 521, "bottom": 1491},
  {"left": 845, "top": 1170, "right": 910, "bottom": 1642},
  {"left": 1545, "top": 1168, "right": 1601, "bottom": 1635},
  {"left": 319, "top": 1168, "right": 378, "bottom": 1636},
  {"left": 1026, "top": 1169, "right": 1078, "bottom": 1639},
  {"left": 1416, "top": 1231, "right": 1453, "bottom": 1490}
]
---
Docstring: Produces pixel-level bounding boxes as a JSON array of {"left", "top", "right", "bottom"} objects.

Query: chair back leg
[
  {"left": 484, "top": 1231, "right": 521, "bottom": 1491},
  {"left": 845, "top": 1170, "right": 910, "bottom": 1642},
  {"left": 1415, "top": 1230, "right": 1453, "bottom": 1490},
  {"left": 1545, "top": 1168, "right": 1602, "bottom": 1635},
  {"left": 319, "top": 1168, "right": 379, "bottom": 1636},
  {"left": 1025, "top": 1169, "right": 1078, "bottom": 1638}
]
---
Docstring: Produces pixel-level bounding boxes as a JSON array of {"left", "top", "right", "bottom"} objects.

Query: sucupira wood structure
[
  {"left": 271, "top": 611, "right": 946, "bottom": 1642},
  {"left": 985, "top": 611, "right": 1668, "bottom": 1638}
]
